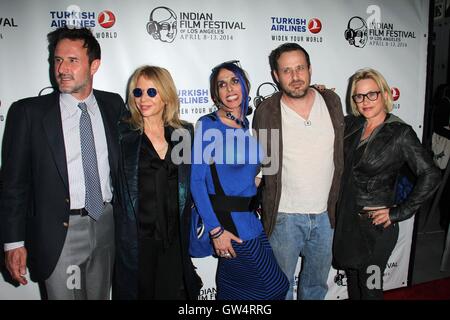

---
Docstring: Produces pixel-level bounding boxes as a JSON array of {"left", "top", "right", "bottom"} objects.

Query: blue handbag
[
  {"left": 189, "top": 204, "right": 214, "bottom": 258},
  {"left": 395, "top": 166, "right": 415, "bottom": 204}
]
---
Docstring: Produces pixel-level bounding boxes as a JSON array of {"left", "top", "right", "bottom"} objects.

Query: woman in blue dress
[{"left": 191, "top": 60, "right": 289, "bottom": 300}]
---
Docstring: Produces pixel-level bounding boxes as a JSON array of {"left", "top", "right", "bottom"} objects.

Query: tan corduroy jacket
[{"left": 252, "top": 89, "right": 344, "bottom": 237}]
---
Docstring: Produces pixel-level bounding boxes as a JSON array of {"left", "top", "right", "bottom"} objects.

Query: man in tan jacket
[{"left": 252, "top": 42, "right": 344, "bottom": 300}]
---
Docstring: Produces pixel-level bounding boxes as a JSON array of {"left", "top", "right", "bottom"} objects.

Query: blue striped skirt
[{"left": 216, "top": 232, "right": 289, "bottom": 300}]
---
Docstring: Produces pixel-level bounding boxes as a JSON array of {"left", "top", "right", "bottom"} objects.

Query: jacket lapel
[
  {"left": 270, "top": 92, "right": 283, "bottom": 131},
  {"left": 168, "top": 125, "right": 190, "bottom": 218},
  {"left": 120, "top": 128, "right": 141, "bottom": 219},
  {"left": 270, "top": 92, "right": 283, "bottom": 185},
  {"left": 42, "top": 92, "right": 69, "bottom": 191}
]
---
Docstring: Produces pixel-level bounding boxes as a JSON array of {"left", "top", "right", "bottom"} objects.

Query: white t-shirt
[{"left": 278, "top": 90, "right": 335, "bottom": 214}]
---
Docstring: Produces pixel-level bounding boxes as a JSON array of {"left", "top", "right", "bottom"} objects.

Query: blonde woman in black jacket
[
  {"left": 114, "top": 65, "right": 201, "bottom": 300},
  {"left": 333, "top": 68, "right": 440, "bottom": 299}
]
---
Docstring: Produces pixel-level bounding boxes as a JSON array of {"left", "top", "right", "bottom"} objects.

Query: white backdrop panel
[{"left": 0, "top": 0, "right": 429, "bottom": 299}]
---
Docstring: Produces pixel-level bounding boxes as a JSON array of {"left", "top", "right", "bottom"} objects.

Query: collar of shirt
[{"left": 60, "top": 91, "right": 98, "bottom": 120}]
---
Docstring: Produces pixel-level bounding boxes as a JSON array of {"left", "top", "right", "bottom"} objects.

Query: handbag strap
[
  {"left": 209, "top": 194, "right": 257, "bottom": 212},
  {"left": 210, "top": 162, "right": 225, "bottom": 196},
  {"left": 209, "top": 162, "right": 238, "bottom": 236}
]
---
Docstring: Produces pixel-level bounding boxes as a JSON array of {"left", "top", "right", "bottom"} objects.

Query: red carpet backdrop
[{"left": 384, "top": 277, "right": 450, "bottom": 300}]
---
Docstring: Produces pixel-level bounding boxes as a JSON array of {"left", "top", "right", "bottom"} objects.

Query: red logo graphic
[
  {"left": 308, "top": 18, "right": 322, "bottom": 34},
  {"left": 391, "top": 87, "right": 400, "bottom": 101},
  {"left": 98, "top": 10, "right": 116, "bottom": 28}
]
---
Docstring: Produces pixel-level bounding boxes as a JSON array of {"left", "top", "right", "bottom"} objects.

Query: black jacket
[
  {"left": 113, "top": 118, "right": 201, "bottom": 300},
  {"left": 0, "top": 90, "right": 125, "bottom": 282},
  {"left": 333, "top": 114, "right": 440, "bottom": 269}
]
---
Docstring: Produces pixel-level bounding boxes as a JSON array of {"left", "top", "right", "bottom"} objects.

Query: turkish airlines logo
[
  {"left": 391, "top": 87, "right": 400, "bottom": 101},
  {"left": 98, "top": 10, "right": 116, "bottom": 28},
  {"left": 308, "top": 18, "right": 322, "bottom": 34}
]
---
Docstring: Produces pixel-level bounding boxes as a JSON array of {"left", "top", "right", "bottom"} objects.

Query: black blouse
[{"left": 138, "top": 128, "right": 179, "bottom": 249}]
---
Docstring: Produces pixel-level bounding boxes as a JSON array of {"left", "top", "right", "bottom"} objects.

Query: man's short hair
[
  {"left": 47, "top": 27, "right": 101, "bottom": 64},
  {"left": 268, "top": 42, "right": 311, "bottom": 73}
]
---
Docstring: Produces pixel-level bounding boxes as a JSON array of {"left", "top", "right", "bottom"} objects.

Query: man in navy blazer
[{"left": 0, "top": 27, "right": 125, "bottom": 299}]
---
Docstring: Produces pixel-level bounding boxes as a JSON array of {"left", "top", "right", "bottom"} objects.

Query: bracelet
[
  {"left": 210, "top": 229, "right": 224, "bottom": 239},
  {"left": 210, "top": 226, "right": 224, "bottom": 239},
  {"left": 210, "top": 226, "right": 224, "bottom": 238}
]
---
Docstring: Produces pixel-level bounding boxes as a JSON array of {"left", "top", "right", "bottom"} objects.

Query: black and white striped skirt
[{"left": 216, "top": 232, "right": 289, "bottom": 300}]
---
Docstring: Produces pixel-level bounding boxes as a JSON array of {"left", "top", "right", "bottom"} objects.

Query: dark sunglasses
[
  {"left": 211, "top": 60, "right": 241, "bottom": 72},
  {"left": 132, "top": 87, "right": 157, "bottom": 98}
]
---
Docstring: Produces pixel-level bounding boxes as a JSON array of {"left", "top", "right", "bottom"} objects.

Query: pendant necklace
[{"left": 304, "top": 119, "right": 311, "bottom": 126}]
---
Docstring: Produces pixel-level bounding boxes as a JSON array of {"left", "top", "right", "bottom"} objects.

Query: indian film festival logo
[
  {"left": 1, "top": 15, "right": 19, "bottom": 40},
  {"left": 344, "top": 5, "right": 416, "bottom": 49},
  {"left": 334, "top": 270, "right": 347, "bottom": 287},
  {"left": 198, "top": 287, "right": 217, "bottom": 300},
  {"left": 344, "top": 16, "right": 368, "bottom": 48},
  {"left": 49, "top": 5, "right": 117, "bottom": 39},
  {"left": 146, "top": 6, "right": 246, "bottom": 43},
  {"left": 271, "top": 16, "right": 323, "bottom": 43},
  {"left": 0, "top": 16, "right": 18, "bottom": 28},
  {"left": 147, "top": 6, "right": 177, "bottom": 43}
]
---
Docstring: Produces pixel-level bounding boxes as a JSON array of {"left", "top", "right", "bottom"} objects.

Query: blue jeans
[{"left": 269, "top": 212, "right": 333, "bottom": 300}]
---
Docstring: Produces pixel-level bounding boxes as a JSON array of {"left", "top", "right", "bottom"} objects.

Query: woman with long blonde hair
[{"left": 114, "top": 65, "right": 201, "bottom": 300}]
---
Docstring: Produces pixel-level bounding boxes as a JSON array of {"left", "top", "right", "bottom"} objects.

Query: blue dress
[{"left": 191, "top": 112, "right": 288, "bottom": 300}]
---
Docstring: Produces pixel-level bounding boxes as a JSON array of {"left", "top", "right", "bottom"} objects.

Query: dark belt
[
  {"left": 209, "top": 194, "right": 258, "bottom": 213},
  {"left": 70, "top": 202, "right": 109, "bottom": 216},
  {"left": 70, "top": 208, "right": 89, "bottom": 216}
]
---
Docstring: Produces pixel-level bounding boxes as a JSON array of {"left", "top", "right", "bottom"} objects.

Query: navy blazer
[
  {"left": 113, "top": 119, "right": 201, "bottom": 300},
  {"left": 0, "top": 90, "right": 125, "bottom": 282}
]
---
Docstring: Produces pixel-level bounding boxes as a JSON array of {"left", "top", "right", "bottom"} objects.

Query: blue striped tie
[{"left": 78, "top": 102, "right": 104, "bottom": 220}]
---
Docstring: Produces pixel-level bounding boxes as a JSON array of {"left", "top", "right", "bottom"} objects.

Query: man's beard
[
  {"left": 281, "top": 81, "right": 310, "bottom": 99},
  {"left": 57, "top": 74, "right": 89, "bottom": 94}
]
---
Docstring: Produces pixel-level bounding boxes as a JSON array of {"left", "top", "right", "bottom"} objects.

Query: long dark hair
[{"left": 209, "top": 61, "right": 252, "bottom": 121}]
